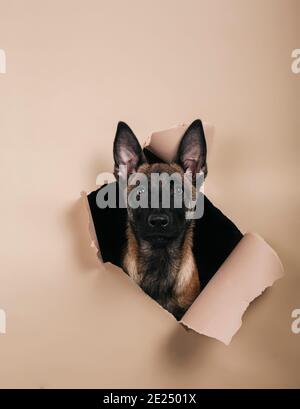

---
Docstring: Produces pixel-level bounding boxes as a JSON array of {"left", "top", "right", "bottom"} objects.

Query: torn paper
[
  {"left": 81, "top": 191, "right": 102, "bottom": 262},
  {"left": 144, "top": 122, "right": 214, "bottom": 163},
  {"left": 180, "top": 233, "right": 284, "bottom": 344}
]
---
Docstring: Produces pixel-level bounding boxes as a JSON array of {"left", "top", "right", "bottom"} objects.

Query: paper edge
[
  {"left": 180, "top": 232, "right": 284, "bottom": 345},
  {"left": 143, "top": 121, "right": 215, "bottom": 160},
  {"left": 81, "top": 191, "right": 102, "bottom": 262}
]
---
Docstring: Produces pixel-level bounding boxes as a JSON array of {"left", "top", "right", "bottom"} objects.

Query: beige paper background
[{"left": 0, "top": 0, "right": 299, "bottom": 388}]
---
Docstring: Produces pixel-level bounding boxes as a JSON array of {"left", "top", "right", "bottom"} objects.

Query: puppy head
[{"left": 113, "top": 120, "right": 207, "bottom": 247}]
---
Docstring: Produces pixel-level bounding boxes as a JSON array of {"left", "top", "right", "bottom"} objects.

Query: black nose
[{"left": 148, "top": 214, "right": 169, "bottom": 228}]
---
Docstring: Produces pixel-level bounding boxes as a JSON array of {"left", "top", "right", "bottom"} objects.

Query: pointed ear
[
  {"left": 177, "top": 119, "right": 207, "bottom": 178},
  {"left": 113, "top": 121, "right": 146, "bottom": 179}
]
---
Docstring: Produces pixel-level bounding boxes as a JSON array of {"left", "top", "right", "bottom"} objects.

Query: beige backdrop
[{"left": 0, "top": 0, "right": 299, "bottom": 388}]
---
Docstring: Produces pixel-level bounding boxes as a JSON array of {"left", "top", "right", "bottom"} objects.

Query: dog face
[
  {"left": 113, "top": 120, "right": 207, "bottom": 247},
  {"left": 125, "top": 162, "right": 189, "bottom": 247}
]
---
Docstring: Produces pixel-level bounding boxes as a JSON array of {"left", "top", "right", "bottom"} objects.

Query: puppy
[{"left": 113, "top": 119, "right": 207, "bottom": 319}]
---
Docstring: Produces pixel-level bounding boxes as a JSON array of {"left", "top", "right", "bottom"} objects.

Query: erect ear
[
  {"left": 177, "top": 119, "right": 207, "bottom": 178},
  {"left": 113, "top": 121, "right": 146, "bottom": 179}
]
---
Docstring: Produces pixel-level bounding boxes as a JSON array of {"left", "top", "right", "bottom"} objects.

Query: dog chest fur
[{"left": 123, "top": 224, "right": 200, "bottom": 319}]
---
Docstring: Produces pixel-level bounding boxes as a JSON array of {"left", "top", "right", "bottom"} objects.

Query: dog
[{"left": 113, "top": 119, "right": 207, "bottom": 319}]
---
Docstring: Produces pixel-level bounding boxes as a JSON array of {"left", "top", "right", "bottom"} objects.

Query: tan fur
[
  {"left": 174, "top": 227, "right": 200, "bottom": 309},
  {"left": 124, "top": 217, "right": 200, "bottom": 311},
  {"left": 123, "top": 161, "right": 200, "bottom": 314},
  {"left": 123, "top": 226, "right": 140, "bottom": 284}
]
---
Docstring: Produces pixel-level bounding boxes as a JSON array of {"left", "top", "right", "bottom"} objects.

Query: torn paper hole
[{"left": 83, "top": 121, "right": 284, "bottom": 345}]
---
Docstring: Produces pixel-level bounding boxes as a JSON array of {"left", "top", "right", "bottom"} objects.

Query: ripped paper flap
[{"left": 180, "top": 233, "right": 284, "bottom": 344}]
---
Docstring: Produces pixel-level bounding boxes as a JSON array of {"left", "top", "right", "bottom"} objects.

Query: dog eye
[{"left": 136, "top": 186, "right": 145, "bottom": 199}]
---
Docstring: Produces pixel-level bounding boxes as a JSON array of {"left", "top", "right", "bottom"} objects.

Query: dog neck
[{"left": 123, "top": 222, "right": 200, "bottom": 318}]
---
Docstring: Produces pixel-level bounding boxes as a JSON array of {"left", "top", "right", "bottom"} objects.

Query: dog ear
[
  {"left": 177, "top": 119, "right": 207, "bottom": 178},
  {"left": 113, "top": 121, "right": 146, "bottom": 179}
]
